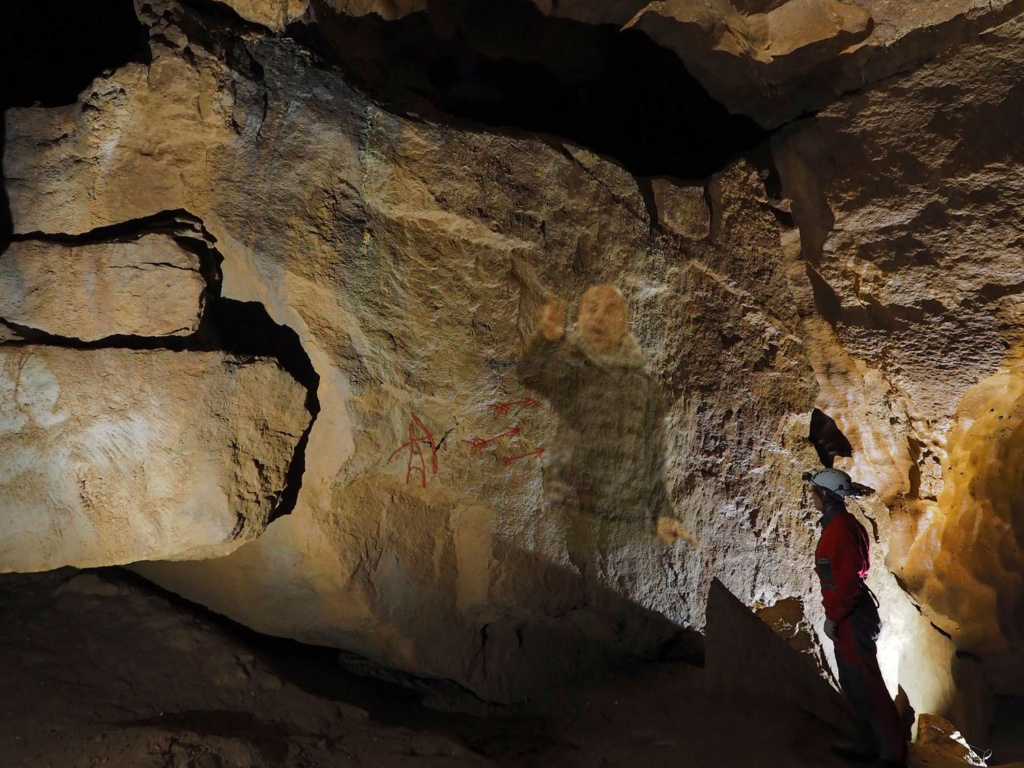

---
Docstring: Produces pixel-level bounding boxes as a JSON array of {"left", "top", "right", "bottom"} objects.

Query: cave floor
[{"left": 0, "top": 569, "right": 859, "bottom": 768}]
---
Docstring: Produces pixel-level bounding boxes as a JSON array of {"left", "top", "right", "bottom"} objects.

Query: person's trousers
[{"left": 833, "top": 593, "right": 907, "bottom": 762}]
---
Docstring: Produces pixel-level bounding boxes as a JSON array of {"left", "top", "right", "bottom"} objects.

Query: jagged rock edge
[{"left": 0, "top": 207, "right": 321, "bottom": 527}]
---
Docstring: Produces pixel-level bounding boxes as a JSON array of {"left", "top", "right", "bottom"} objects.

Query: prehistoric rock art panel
[{"left": 7, "top": 0, "right": 978, "bottom": 710}]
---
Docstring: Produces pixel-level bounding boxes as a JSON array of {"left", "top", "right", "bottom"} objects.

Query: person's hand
[
  {"left": 824, "top": 619, "right": 838, "bottom": 641},
  {"left": 657, "top": 516, "right": 697, "bottom": 545},
  {"left": 537, "top": 297, "right": 566, "bottom": 341}
]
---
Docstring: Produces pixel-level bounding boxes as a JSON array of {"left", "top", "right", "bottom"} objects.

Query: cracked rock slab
[
  {"left": 0, "top": 234, "right": 206, "bottom": 342},
  {"left": 0, "top": 346, "right": 310, "bottom": 573}
]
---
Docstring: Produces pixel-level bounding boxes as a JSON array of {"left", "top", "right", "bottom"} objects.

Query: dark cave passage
[
  {"left": 0, "top": 0, "right": 149, "bottom": 110},
  {"left": 293, "top": 0, "right": 770, "bottom": 180}
]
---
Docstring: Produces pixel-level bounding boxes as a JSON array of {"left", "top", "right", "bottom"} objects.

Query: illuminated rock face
[
  {"left": 217, "top": 0, "right": 309, "bottom": 29},
  {"left": 773, "top": 14, "right": 1024, "bottom": 676},
  {"left": 0, "top": 235, "right": 206, "bottom": 341},
  {"left": 5, "top": 0, "right": 1024, "bottom": 714},
  {"left": 4, "top": 0, "right": 833, "bottom": 702},
  {"left": 904, "top": 366, "right": 1024, "bottom": 654},
  {"left": 0, "top": 347, "right": 309, "bottom": 572}
]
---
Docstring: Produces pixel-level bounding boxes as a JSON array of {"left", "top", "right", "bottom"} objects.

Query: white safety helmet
[{"left": 803, "top": 468, "right": 859, "bottom": 499}]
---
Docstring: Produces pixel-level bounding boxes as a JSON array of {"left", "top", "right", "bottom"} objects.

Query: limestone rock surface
[
  {"left": 773, "top": 14, "right": 1024, "bottom": 664},
  {"left": 325, "top": 0, "right": 425, "bottom": 20},
  {"left": 0, "top": 234, "right": 206, "bottom": 341},
  {"left": 2, "top": 0, "right": 836, "bottom": 702},
  {"left": 217, "top": 0, "right": 309, "bottom": 29},
  {"left": 0, "top": 347, "right": 310, "bottom": 572},
  {"left": 5, "top": 0, "right": 1019, "bottom": 714},
  {"left": 912, "top": 714, "right": 988, "bottom": 767},
  {"left": 628, "top": 0, "right": 1024, "bottom": 126}
]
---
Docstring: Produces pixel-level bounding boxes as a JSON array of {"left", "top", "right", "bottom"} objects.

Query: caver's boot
[{"left": 831, "top": 739, "right": 879, "bottom": 763}]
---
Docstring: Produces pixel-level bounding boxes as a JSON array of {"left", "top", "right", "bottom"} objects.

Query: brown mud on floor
[{"left": 0, "top": 569, "right": 855, "bottom": 768}]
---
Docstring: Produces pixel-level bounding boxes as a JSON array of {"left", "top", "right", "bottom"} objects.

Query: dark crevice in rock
[
  {"left": 9, "top": 210, "right": 211, "bottom": 248},
  {"left": 0, "top": 0, "right": 149, "bottom": 111},
  {"left": 287, "top": 0, "right": 770, "bottom": 180},
  {"left": 634, "top": 177, "right": 660, "bottom": 234},
  {"left": 805, "top": 263, "right": 842, "bottom": 325}
]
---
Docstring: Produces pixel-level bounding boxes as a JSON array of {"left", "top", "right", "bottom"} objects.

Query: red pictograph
[
  {"left": 502, "top": 448, "right": 545, "bottom": 466},
  {"left": 486, "top": 398, "right": 537, "bottom": 419},
  {"left": 387, "top": 413, "right": 438, "bottom": 488},
  {"left": 460, "top": 427, "right": 520, "bottom": 455}
]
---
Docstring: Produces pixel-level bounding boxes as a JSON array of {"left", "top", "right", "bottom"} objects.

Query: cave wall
[
  {"left": 774, "top": 13, "right": 1024, "bottom": 661},
  {"left": 4, "top": 0, "right": 834, "bottom": 703},
  {"left": 4, "top": 0, "right": 1024, "bottom": 732}
]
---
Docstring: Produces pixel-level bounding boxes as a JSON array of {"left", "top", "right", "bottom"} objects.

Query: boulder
[
  {"left": 214, "top": 0, "right": 309, "bottom": 29},
  {"left": 0, "top": 347, "right": 310, "bottom": 572},
  {"left": 705, "top": 579, "right": 850, "bottom": 729},
  {"left": 0, "top": 234, "right": 206, "bottom": 341}
]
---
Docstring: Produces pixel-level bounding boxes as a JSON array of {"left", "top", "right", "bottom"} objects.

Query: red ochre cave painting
[
  {"left": 461, "top": 427, "right": 520, "bottom": 454},
  {"left": 486, "top": 398, "right": 536, "bottom": 419},
  {"left": 502, "top": 448, "right": 545, "bottom": 466},
  {"left": 387, "top": 413, "right": 438, "bottom": 488},
  {"left": 388, "top": 399, "right": 543, "bottom": 485}
]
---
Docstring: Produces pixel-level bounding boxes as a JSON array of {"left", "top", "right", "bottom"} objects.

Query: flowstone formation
[{"left": 4, "top": 0, "right": 1024, "bottom": 745}]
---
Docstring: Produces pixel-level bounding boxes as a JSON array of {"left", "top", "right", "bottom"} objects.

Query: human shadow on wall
[{"left": 515, "top": 280, "right": 695, "bottom": 591}]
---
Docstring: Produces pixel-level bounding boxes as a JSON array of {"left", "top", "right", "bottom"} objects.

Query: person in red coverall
[{"left": 805, "top": 468, "right": 907, "bottom": 768}]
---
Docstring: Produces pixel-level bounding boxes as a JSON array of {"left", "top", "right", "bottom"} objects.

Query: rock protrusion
[
  {"left": 0, "top": 234, "right": 206, "bottom": 342},
  {"left": 0, "top": 346, "right": 310, "bottom": 573}
]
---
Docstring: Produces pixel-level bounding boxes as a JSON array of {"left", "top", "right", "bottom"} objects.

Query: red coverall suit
[{"left": 815, "top": 508, "right": 906, "bottom": 763}]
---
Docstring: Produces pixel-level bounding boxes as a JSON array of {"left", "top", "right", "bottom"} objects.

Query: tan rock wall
[
  {"left": 0, "top": 0, "right": 839, "bottom": 701},
  {"left": 0, "top": 347, "right": 309, "bottom": 572},
  {"left": 0, "top": 235, "right": 206, "bottom": 341},
  {"left": 6, "top": 0, "right": 1024, "bottom": 717}
]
